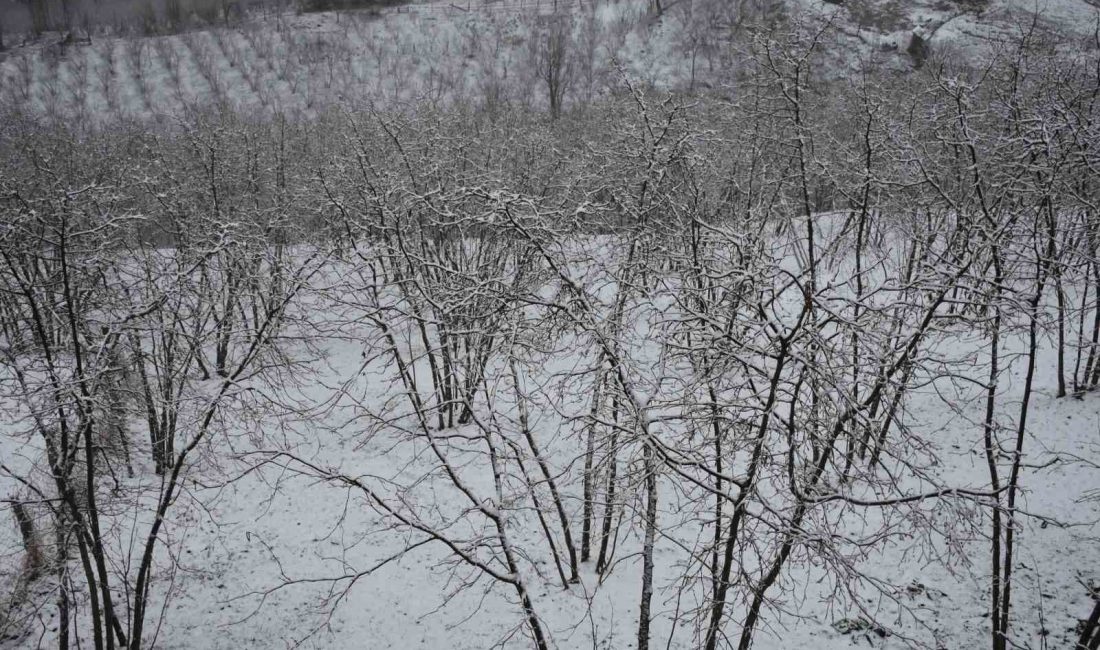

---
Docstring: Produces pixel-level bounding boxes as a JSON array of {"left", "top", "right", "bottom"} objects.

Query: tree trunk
[
  {"left": 12, "top": 501, "right": 43, "bottom": 577},
  {"left": 637, "top": 438, "right": 657, "bottom": 650}
]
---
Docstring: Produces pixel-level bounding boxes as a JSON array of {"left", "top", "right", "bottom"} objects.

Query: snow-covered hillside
[{"left": 1, "top": 0, "right": 1098, "bottom": 122}]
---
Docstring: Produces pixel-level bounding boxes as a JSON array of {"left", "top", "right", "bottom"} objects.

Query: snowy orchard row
[{"left": 0, "top": 0, "right": 733, "bottom": 123}]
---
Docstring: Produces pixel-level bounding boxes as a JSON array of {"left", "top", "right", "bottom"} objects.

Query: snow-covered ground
[
  {"left": 3, "top": 232, "right": 1097, "bottom": 649},
  {"left": 136, "top": 337, "right": 1100, "bottom": 650}
]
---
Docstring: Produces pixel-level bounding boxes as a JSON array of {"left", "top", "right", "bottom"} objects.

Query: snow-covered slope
[{"left": 1, "top": 0, "right": 1097, "bottom": 122}]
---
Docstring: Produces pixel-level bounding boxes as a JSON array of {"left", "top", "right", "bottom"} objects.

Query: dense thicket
[{"left": 2, "top": 20, "right": 1100, "bottom": 650}]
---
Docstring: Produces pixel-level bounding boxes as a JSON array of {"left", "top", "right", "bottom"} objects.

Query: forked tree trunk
[
  {"left": 596, "top": 393, "right": 621, "bottom": 575},
  {"left": 581, "top": 358, "right": 606, "bottom": 563}
]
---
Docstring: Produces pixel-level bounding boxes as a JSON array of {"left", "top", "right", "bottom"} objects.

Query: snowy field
[
  {"left": 2, "top": 217, "right": 1099, "bottom": 649},
  {"left": 64, "top": 313, "right": 1098, "bottom": 650}
]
